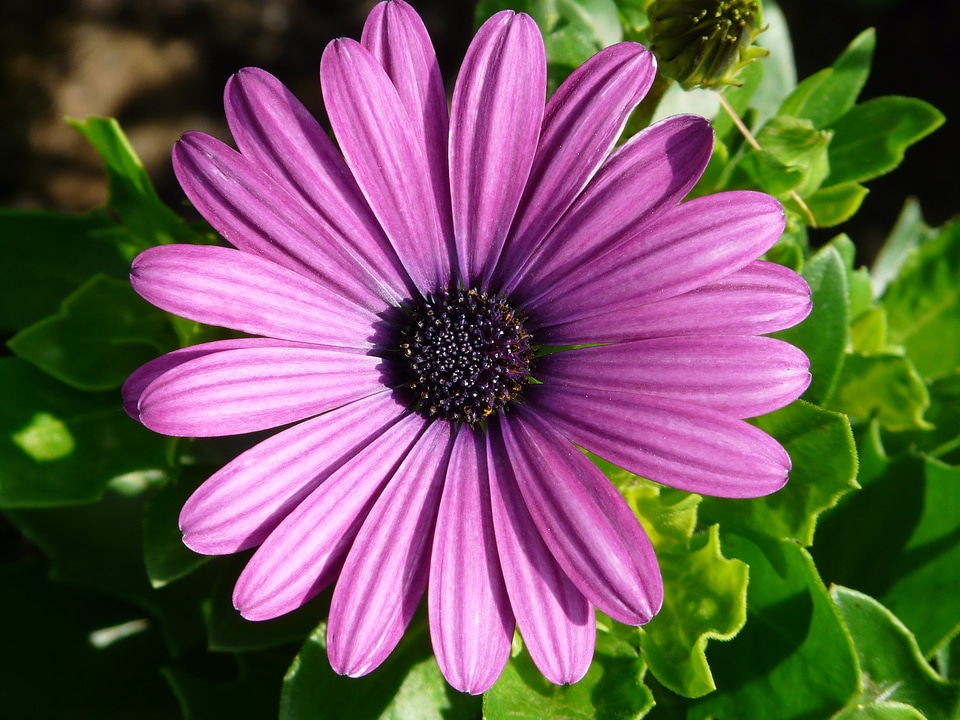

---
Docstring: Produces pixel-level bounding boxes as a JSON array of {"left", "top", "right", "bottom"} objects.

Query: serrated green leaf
[
  {"left": 0, "top": 560, "right": 179, "bottom": 719},
  {"left": 778, "top": 28, "right": 875, "bottom": 128},
  {"left": 775, "top": 244, "right": 849, "bottom": 405},
  {"left": 883, "top": 220, "right": 960, "bottom": 379},
  {"left": 802, "top": 181, "right": 869, "bottom": 228},
  {"left": 621, "top": 479, "right": 701, "bottom": 553},
  {"left": 756, "top": 116, "right": 832, "bottom": 195},
  {"left": 826, "top": 97, "right": 944, "bottom": 186},
  {"left": 872, "top": 199, "right": 936, "bottom": 300},
  {"left": 281, "top": 612, "right": 480, "bottom": 720},
  {"left": 68, "top": 117, "right": 200, "bottom": 248},
  {"left": 8, "top": 274, "right": 178, "bottom": 392},
  {"left": 699, "top": 400, "right": 858, "bottom": 546},
  {"left": 5, "top": 487, "right": 209, "bottom": 657},
  {"left": 0, "top": 357, "right": 170, "bottom": 507},
  {"left": 689, "top": 537, "right": 859, "bottom": 720},
  {"left": 485, "top": 623, "right": 653, "bottom": 720},
  {"left": 832, "top": 587, "right": 960, "bottom": 720},
  {"left": 884, "top": 372, "right": 960, "bottom": 462},
  {"left": 735, "top": 150, "right": 805, "bottom": 195},
  {"left": 827, "top": 353, "right": 931, "bottom": 431},
  {"left": 0, "top": 208, "right": 128, "bottom": 333},
  {"left": 639, "top": 525, "right": 747, "bottom": 698}
]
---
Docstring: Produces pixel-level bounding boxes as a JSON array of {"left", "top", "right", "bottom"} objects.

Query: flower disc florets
[{"left": 399, "top": 288, "right": 534, "bottom": 426}]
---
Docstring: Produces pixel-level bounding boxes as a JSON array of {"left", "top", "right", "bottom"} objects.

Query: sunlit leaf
[{"left": 827, "top": 353, "right": 931, "bottom": 431}]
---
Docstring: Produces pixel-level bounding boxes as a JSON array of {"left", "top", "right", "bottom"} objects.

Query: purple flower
[{"left": 124, "top": 0, "right": 811, "bottom": 694}]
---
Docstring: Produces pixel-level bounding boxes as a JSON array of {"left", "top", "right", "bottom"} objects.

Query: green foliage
[{"left": 1, "top": 5, "right": 954, "bottom": 720}]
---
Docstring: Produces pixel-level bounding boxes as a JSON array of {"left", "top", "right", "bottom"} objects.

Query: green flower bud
[{"left": 648, "top": 0, "right": 768, "bottom": 90}]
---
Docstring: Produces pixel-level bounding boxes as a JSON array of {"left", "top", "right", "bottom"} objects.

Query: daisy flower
[{"left": 124, "top": 0, "right": 811, "bottom": 694}]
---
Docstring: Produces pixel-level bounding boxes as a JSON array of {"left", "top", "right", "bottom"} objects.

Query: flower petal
[
  {"left": 224, "top": 67, "right": 413, "bottom": 304},
  {"left": 524, "top": 191, "right": 787, "bottom": 323},
  {"left": 137, "top": 345, "right": 385, "bottom": 437},
  {"left": 493, "top": 42, "right": 657, "bottom": 287},
  {"left": 508, "top": 114, "right": 712, "bottom": 300},
  {"left": 122, "top": 338, "right": 284, "bottom": 419},
  {"left": 429, "top": 426, "right": 514, "bottom": 694},
  {"left": 233, "top": 411, "right": 429, "bottom": 620},
  {"left": 180, "top": 392, "right": 407, "bottom": 554},
  {"left": 449, "top": 10, "right": 545, "bottom": 284},
  {"left": 537, "top": 336, "right": 811, "bottom": 419},
  {"left": 361, "top": 0, "right": 452, "bottom": 244},
  {"left": 487, "top": 429, "right": 595, "bottom": 684},
  {"left": 493, "top": 412, "right": 662, "bottom": 625},
  {"left": 321, "top": 37, "right": 453, "bottom": 292},
  {"left": 327, "top": 421, "right": 453, "bottom": 677},
  {"left": 528, "top": 384, "right": 791, "bottom": 498},
  {"left": 131, "top": 245, "right": 381, "bottom": 348},
  {"left": 172, "top": 132, "right": 389, "bottom": 310},
  {"left": 536, "top": 260, "right": 813, "bottom": 344}
]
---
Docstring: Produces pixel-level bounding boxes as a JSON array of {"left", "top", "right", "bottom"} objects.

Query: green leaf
[
  {"left": 0, "top": 357, "right": 170, "bottom": 507},
  {"left": 165, "top": 653, "right": 290, "bottom": 720},
  {"left": 815, "top": 441, "right": 960, "bottom": 657},
  {"left": 485, "top": 622, "right": 653, "bottom": 720},
  {"left": 826, "top": 96, "right": 944, "bottom": 186},
  {"left": 872, "top": 199, "right": 936, "bottom": 300},
  {"left": 884, "top": 372, "right": 960, "bottom": 462},
  {"left": 775, "top": 244, "right": 849, "bottom": 405},
  {"left": 832, "top": 702, "right": 926, "bottom": 720},
  {"left": 827, "top": 353, "right": 931, "bottom": 431},
  {"left": 639, "top": 525, "right": 748, "bottom": 698},
  {"left": 832, "top": 587, "right": 960, "bottom": 720},
  {"left": 207, "top": 558, "right": 329, "bottom": 653},
  {"left": 756, "top": 116, "right": 832, "bottom": 195},
  {"left": 700, "top": 400, "right": 858, "bottom": 547},
  {"left": 5, "top": 487, "right": 210, "bottom": 657},
  {"left": 0, "top": 559, "right": 180, "bottom": 719},
  {"left": 281, "top": 612, "right": 480, "bottom": 720},
  {"left": 8, "top": 274, "right": 177, "bottom": 392},
  {"left": 0, "top": 208, "right": 128, "bottom": 333},
  {"left": 143, "top": 471, "right": 209, "bottom": 589},
  {"left": 778, "top": 28, "right": 875, "bottom": 128},
  {"left": 68, "top": 116, "right": 200, "bottom": 248},
  {"left": 802, "top": 182, "right": 869, "bottom": 228},
  {"left": 851, "top": 307, "right": 889, "bottom": 354},
  {"left": 883, "top": 220, "right": 960, "bottom": 379},
  {"left": 689, "top": 537, "right": 859, "bottom": 720}
]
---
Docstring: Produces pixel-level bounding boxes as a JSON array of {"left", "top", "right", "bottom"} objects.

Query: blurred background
[{"left": 1, "top": 0, "right": 955, "bottom": 261}]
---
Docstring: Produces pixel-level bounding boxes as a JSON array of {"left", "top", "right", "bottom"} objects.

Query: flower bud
[{"left": 648, "top": 0, "right": 768, "bottom": 90}]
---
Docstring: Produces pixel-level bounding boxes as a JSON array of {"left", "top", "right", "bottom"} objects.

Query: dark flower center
[{"left": 398, "top": 288, "right": 535, "bottom": 426}]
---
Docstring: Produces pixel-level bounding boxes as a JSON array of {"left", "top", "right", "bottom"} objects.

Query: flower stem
[{"left": 717, "top": 93, "right": 818, "bottom": 228}]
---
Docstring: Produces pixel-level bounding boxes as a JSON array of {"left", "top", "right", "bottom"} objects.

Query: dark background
[{"left": 1, "top": 0, "right": 955, "bottom": 262}]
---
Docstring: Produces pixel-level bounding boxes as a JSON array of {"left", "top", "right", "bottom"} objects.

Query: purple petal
[
  {"left": 361, "top": 0, "right": 452, "bottom": 244},
  {"left": 449, "top": 11, "right": 545, "bottom": 285},
  {"left": 233, "top": 412, "right": 429, "bottom": 620},
  {"left": 180, "top": 391, "right": 407, "bottom": 554},
  {"left": 492, "top": 42, "right": 657, "bottom": 287},
  {"left": 487, "top": 429, "right": 595, "bottom": 684},
  {"left": 493, "top": 412, "right": 662, "bottom": 626},
  {"left": 536, "top": 260, "right": 813, "bottom": 344},
  {"left": 321, "top": 37, "right": 453, "bottom": 292},
  {"left": 123, "top": 338, "right": 283, "bottom": 419},
  {"left": 507, "top": 114, "right": 713, "bottom": 300},
  {"left": 137, "top": 345, "right": 385, "bottom": 437},
  {"left": 131, "top": 245, "right": 380, "bottom": 347},
  {"left": 172, "top": 132, "right": 391, "bottom": 310},
  {"left": 524, "top": 191, "right": 787, "bottom": 324},
  {"left": 536, "top": 337, "right": 810, "bottom": 419},
  {"left": 224, "top": 67, "right": 414, "bottom": 304},
  {"left": 327, "top": 421, "right": 453, "bottom": 677},
  {"left": 528, "top": 385, "right": 792, "bottom": 498},
  {"left": 429, "top": 426, "right": 514, "bottom": 694}
]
